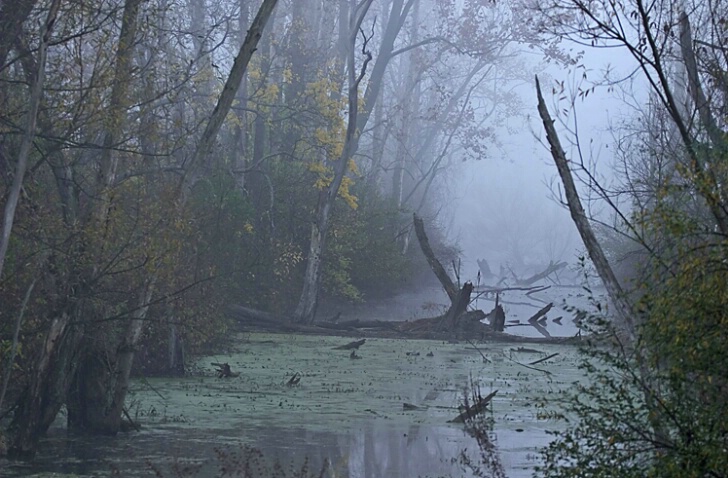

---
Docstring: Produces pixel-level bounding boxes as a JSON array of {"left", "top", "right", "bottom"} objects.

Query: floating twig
[{"left": 466, "top": 338, "right": 491, "bottom": 363}]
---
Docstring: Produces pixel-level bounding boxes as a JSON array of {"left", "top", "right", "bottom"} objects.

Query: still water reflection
[
  {"left": 2, "top": 422, "right": 486, "bottom": 477},
  {"left": 3, "top": 404, "right": 550, "bottom": 478}
]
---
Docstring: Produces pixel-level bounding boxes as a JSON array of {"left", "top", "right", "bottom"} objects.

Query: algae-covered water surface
[{"left": 4, "top": 332, "right": 586, "bottom": 478}]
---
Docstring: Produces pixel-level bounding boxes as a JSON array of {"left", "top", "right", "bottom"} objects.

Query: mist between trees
[{"left": 0, "top": 0, "right": 726, "bottom": 476}]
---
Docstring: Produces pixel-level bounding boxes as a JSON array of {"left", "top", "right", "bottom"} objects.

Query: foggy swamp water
[{"left": 3, "top": 285, "right": 604, "bottom": 478}]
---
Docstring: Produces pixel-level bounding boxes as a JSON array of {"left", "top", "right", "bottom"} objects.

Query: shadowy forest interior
[{"left": 0, "top": 0, "right": 727, "bottom": 476}]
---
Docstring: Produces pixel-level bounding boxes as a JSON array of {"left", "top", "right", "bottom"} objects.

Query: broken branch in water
[
  {"left": 528, "top": 352, "right": 559, "bottom": 366},
  {"left": 449, "top": 389, "right": 498, "bottom": 423},
  {"left": 527, "top": 303, "right": 554, "bottom": 338},
  {"left": 122, "top": 406, "right": 141, "bottom": 432},
  {"left": 502, "top": 353, "right": 552, "bottom": 375},
  {"left": 286, "top": 372, "right": 301, "bottom": 386}
]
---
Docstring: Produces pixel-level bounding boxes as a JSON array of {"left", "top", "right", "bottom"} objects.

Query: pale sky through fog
[{"left": 449, "top": 45, "right": 643, "bottom": 282}]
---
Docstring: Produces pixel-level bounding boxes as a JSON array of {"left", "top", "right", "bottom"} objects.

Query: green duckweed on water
[{"left": 3, "top": 331, "right": 586, "bottom": 478}]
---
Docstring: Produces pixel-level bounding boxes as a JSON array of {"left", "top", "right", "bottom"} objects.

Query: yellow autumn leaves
[{"left": 308, "top": 158, "right": 359, "bottom": 210}]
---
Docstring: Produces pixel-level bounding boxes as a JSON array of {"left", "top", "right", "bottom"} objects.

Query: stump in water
[
  {"left": 413, "top": 214, "right": 482, "bottom": 334},
  {"left": 488, "top": 304, "right": 506, "bottom": 332},
  {"left": 212, "top": 362, "right": 239, "bottom": 378},
  {"left": 440, "top": 281, "right": 474, "bottom": 331}
]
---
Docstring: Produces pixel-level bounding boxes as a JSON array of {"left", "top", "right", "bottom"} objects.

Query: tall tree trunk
[
  {"left": 64, "top": 0, "right": 145, "bottom": 436},
  {"left": 14, "top": 32, "right": 80, "bottom": 225},
  {"left": 535, "top": 76, "right": 636, "bottom": 340},
  {"left": 294, "top": 1, "right": 374, "bottom": 324},
  {"left": 8, "top": 306, "right": 83, "bottom": 459},
  {"left": 678, "top": 12, "right": 728, "bottom": 228},
  {"left": 95, "top": 0, "right": 145, "bottom": 224},
  {"left": 358, "top": 0, "right": 413, "bottom": 131},
  {"left": 231, "top": 0, "right": 250, "bottom": 190},
  {"left": 66, "top": 0, "right": 279, "bottom": 436},
  {"left": 0, "top": 279, "right": 36, "bottom": 416},
  {"left": 294, "top": 192, "right": 332, "bottom": 322},
  {"left": 0, "top": 0, "right": 37, "bottom": 72},
  {"left": 249, "top": 6, "right": 274, "bottom": 236},
  {"left": 0, "top": 0, "right": 60, "bottom": 279},
  {"left": 536, "top": 75, "right": 671, "bottom": 445},
  {"left": 181, "top": 0, "right": 278, "bottom": 197},
  {"left": 67, "top": 279, "right": 155, "bottom": 434},
  {"left": 391, "top": 0, "right": 419, "bottom": 211}
]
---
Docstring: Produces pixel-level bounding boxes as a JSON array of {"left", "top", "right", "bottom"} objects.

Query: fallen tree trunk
[
  {"left": 320, "top": 319, "right": 403, "bottom": 332},
  {"left": 227, "top": 304, "right": 579, "bottom": 344},
  {"left": 227, "top": 305, "right": 329, "bottom": 334},
  {"left": 528, "top": 303, "right": 553, "bottom": 323}
]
